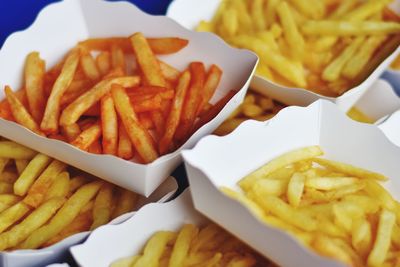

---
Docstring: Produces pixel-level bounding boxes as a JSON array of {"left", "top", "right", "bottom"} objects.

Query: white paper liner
[
  {"left": 0, "top": 0, "right": 258, "bottom": 196},
  {"left": 182, "top": 100, "right": 400, "bottom": 267}
]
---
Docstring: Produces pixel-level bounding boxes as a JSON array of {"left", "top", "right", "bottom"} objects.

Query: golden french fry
[
  {"left": 342, "top": 0, "right": 392, "bottom": 21},
  {"left": 351, "top": 217, "right": 372, "bottom": 257},
  {"left": 14, "top": 153, "right": 52, "bottom": 196},
  {"left": 368, "top": 209, "right": 396, "bottom": 266},
  {"left": 62, "top": 123, "right": 81, "bottom": 142},
  {"left": 24, "top": 52, "right": 46, "bottom": 122},
  {"left": 111, "top": 45, "right": 126, "bottom": 72},
  {"left": 305, "top": 177, "right": 359, "bottom": 190},
  {"left": 239, "top": 146, "right": 323, "bottom": 191},
  {"left": 21, "top": 181, "right": 102, "bottom": 249},
  {"left": 0, "top": 202, "right": 31, "bottom": 234},
  {"left": 322, "top": 37, "right": 364, "bottom": 82},
  {"left": 90, "top": 183, "right": 114, "bottom": 230},
  {"left": 276, "top": 1, "right": 305, "bottom": 60},
  {"left": 41, "top": 48, "right": 80, "bottom": 134},
  {"left": 0, "top": 194, "right": 21, "bottom": 213},
  {"left": 24, "top": 160, "right": 67, "bottom": 207},
  {"left": 301, "top": 21, "right": 400, "bottom": 36},
  {"left": 0, "top": 197, "right": 65, "bottom": 250},
  {"left": 96, "top": 51, "right": 111, "bottom": 76},
  {"left": 60, "top": 76, "right": 140, "bottom": 127},
  {"left": 117, "top": 123, "right": 134, "bottom": 160},
  {"left": 4, "top": 86, "right": 44, "bottom": 136},
  {"left": 81, "top": 49, "right": 101, "bottom": 80},
  {"left": 287, "top": 172, "right": 305, "bottom": 207},
  {"left": 112, "top": 188, "right": 138, "bottom": 219},
  {"left": 110, "top": 256, "right": 139, "bottom": 267},
  {"left": 44, "top": 171, "right": 70, "bottom": 201},
  {"left": 134, "top": 231, "right": 176, "bottom": 267},
  {"left": 313, "top": 158, "right": 388, "bottom": 181},
  {"left": 0, "top": 141, "right": 36, "bottom": 159},
  {"left": 169, "top": 224, "right": 198, "bottom": 267}
]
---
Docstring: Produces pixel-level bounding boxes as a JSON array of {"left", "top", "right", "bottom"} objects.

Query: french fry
[
  {"left": 312, "top": 158, "right": 388, "bottom": 181},
  {"left": 368, "top": 209, "right": 396, "bottom": 266},
  {"left": 0, "top": 202, "right": 31, "bottom": 234},
  {"left": 0, "top": 194, "right": 20, "bottom": 213},
  {"left": 60, "top": 76, "right": 140, "bottom": 126},
  {"left": 117, "top": 124, "right": 134, "bottom": 160},
  {"left": 80, "top": 49, "right": 101, "bottom": 81},
  {"left": 133, "top": 231, "right": 177, "bottom": 267},
  {"left": 0, "top": 182, "right": 12, "bottom": 194},
  {"left": 90, "top": 183, "right": 113, "bottom": 230},
  {"left": 175, "top": 62, "right": 205, "bottom": 142},
  {"left": 41, "top": 48, "right": 80, "bottom": 134},
  {"left": 43, "top": 171, "right": 70, "bottom": 201},
  {"left": 131, "top": 94, "right": 163, "bottom": 113},
  {"left": 14, "top": 153, "right": 52, "bottom": 196},
  {"left": 24, "top": 159, "right": 67, "bottom": 207},
  {"left": 69, "top": 175, "right": 90, "bottom": 194},
  {"left": 112, "top": 188, "right": 138, "bottom": 219},
  {"left": 301, "top": 21, "right": 400, "bottom": 36},
  {"left": 4, "top": 86, "right": 44, "bottom": 136},
  {"left": 70, "top": 122, "right": 102, "bottom": 151},
  {"left": 111, "top": 45, "right": 126, "bottom": 72},
  {"left": 197, "top": 64, "right": 222, "bottom": 115},
  {"left": 159, "top": 60, "right": 181, "bottom": 82},
  {"left": 169, "top": 224, "right": 198, "bottom": 267},
  {"left": 159, "top": 70, "right": 191, "bottom": 155},
  {"left": 24, "top": 52, "right": 46, "bottom": 122},
  {"left": 127, "top": 86, "right": 174, "bottom": 100},
  {"left": 96, "top": 51, "right": 111, "bottom": 76},
  {"left": 276, "top": 1, "right": 305, "bottom": 60},
  {"left": 62, "top": 123, "right": 81, "bottom": 142},
  {"left": 239, "top": 146, "right": 323, "bottom": 191},
  {"left": 79, "top": 37, "right": 188, "bottom": 54},
  {"left": 0, "top": 141, "right": 36, "bottom": 159},
  {"left": 0, "top": 197, "right": 65, "bottom": 250},
  {"left": 101, "top": 93, "right": 118, "bottom": 155},
  {"left": 130, "top": 32, "right": 166, "bottom": 87},
  {"left": 111, "top": 84, "right": 158, "bottom": 163},
  {"left": 287, "top": 173, "right": 305, "bottom": 207},
  {"left": 342, "top": 0, "right": 392, "bottom": 21},
  {"left": 21, "top": 181, "right": 102, "bottom": 249}
]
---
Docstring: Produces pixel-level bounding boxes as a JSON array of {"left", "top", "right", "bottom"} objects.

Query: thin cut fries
[
  {"left": 1, "top": 33, "right": 229, "bottom": 163},
  {"left": 197, "top": 0, "right": 400, "bottom": 96},
  {"left": 223, "top": 146, "right": 400, "bottom": 267},
  {"left": 0, "top": 138, "right": 142, "bottom": 251}
]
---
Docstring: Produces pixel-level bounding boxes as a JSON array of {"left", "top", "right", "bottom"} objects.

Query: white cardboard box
[
  {"left": 0, "top": 176, "right": 178, "bottom": 267},
  {"left": 182, "top": 100, "right": 400, "bottom": 267},
  {"left": 167, "top": 0, "right": 400, "bottom": 112},
  {"left": 70, "top": 189, "right": 207, "bottom": 267},
  {"left": 0, "top": 0, "right": 258, "bottom": 196}
]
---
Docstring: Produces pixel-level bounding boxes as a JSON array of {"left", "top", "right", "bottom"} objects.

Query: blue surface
[{"left": 0, "top": 0, "right": 173, "bottom": 48}]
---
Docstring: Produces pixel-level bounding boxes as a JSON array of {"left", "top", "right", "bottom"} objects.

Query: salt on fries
[
  {"left": 197, "top": 0, "right": 400, "bottom": 96},
  {"left": 0, "top": 137, "right": 140, "bottom": 250},
  {"left": 223, "top": 146, "right": 400, "bottom": 267},
  {"left": 0, "top": 33, "right": 235, "bottom": 163},
  {"left": 110, "top": 223, "right": 275, "bottom": 267}
]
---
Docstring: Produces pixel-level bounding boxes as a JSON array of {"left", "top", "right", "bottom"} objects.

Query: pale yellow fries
[
  {"left": 197, "top": 0, "right": 400, "bottom": 96},
  {"left": 0, "top": 137, "right": 140, "bottom": 251},
  {"left": 214, "top": 89, "right": 373, "bottom": 136},
  {"left": 223, "top": 146, "right": 400, "bottom": 267},
  {"left": 110, "top": 223, "right": 275, "bottom": 267}
]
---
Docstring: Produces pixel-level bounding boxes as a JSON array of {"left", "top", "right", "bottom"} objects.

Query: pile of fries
[
  {"left": 111, "top": 223, "right": 275, "bottom": 267},
  {"left": 0, "top": 32, "right": 234, "bottom": 163},
  {"left": 0, "top": 137, "right": 140, "bottom": 250},
  {"left": 197, "top": 0, "right": 400, "bottom": 96},
  {"left": 214, "top": 89, "right": 373, "bottom": 136},
  {"left": 223, "top": 146, "right": 400, "bottom": 267}
]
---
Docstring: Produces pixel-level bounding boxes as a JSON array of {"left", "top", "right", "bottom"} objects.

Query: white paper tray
[
  {"left": 182, "top": 100, "right": 400, "bottom": 267},
  {"left": 0, "top": 176, "right": 178, "bottom": 267},
  {"left": 167, "top": 0, "right": 400, "bottom": 111},
  {"left": 0, "top": 0, "right": 258, "bottom": 196}
]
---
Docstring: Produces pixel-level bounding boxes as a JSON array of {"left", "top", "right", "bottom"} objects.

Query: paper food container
[
  {"left": 353, "top": 79, "right": 400, "bottom": 122},
  {"left": 182, "top": 100, "right": 400, "bottom": 267},
  {"left": 70, "top": 189, "right": 207, "bottom": 267},
  {"left": 0, "top": 0, "right": 258, "bottom": 196},
  {"left": 167, "top": 0, "right": 400, "bottom": 112},
  {"left": 0, "top": 176, "right": 178, "bottom": 267},
  {"left": 379, "top": 109, "right": 400, "bottom": 146}
]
